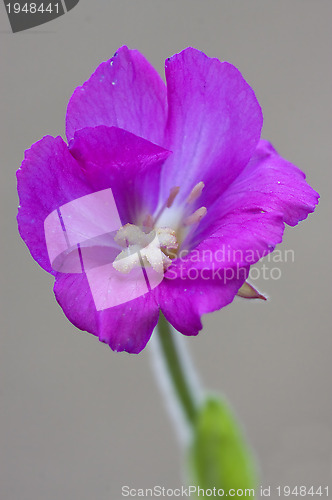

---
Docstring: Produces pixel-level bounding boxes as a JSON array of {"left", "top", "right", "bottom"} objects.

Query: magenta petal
[
  {"left": 54, "top": 273, "right": 99, "bottom": 334},
  {"left": 182, "top": 212, "right": 285, "bottom": 272},
  {"left": 156, "top": 269, "right": 249, "bottom": 336},
  {"left": 69, "top": 126, "right": 171, "bottom": 223},
  {"left": 236, "top": 139, "right": 320, "bottom": 226},
  {"left": 182, "top": 140, "right": 319, "bottom": 271},
  {"left": 66, "top": 46, "right": 167, "bottom": 146},
  {"left": 160, "top": 48, "right": 263, "bottom": 206},
  {"left": 196, "top": 139, "right": 319, "bottom": 239},
  {"left": 54, "top": 273, "right": 159, "bottom": 354},
  {"left": 97, "top": 292, "right": 159, "bottom": 353},
  {"left": 17, "top": 136, "right": 93, "bottom": 274}
]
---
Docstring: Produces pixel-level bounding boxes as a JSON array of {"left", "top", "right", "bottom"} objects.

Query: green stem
[{"left": 156, "top": 314, "right": 198, "bottom": 425}]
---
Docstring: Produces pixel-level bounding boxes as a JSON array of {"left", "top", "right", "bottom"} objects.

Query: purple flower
[{"left": 17, "top": 47, "right": 319, "bottom": 353}]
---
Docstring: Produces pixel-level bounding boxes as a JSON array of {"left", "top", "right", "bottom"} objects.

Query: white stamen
[
  {"left": 184, "top": 206, "right": 207, "bottom": 226},
  {"left": 154, "top": 186, "right": 180, "bottom": 225},
  {"left": 186, "top": 181, "right": 205, "bottom": 204},
  {"left": 142, "top": 214, "right": 154, "bottom": 230},
  {"left": 166, "top": 186, "right": 180, "bottom": 208}
]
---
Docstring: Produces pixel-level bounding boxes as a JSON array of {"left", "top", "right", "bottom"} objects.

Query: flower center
[
  {"left": 113, "top": 181, "right": 207, "bottom": 274},
  {"left": 113, "top": 224, "right": 178, "bottom": 274}
]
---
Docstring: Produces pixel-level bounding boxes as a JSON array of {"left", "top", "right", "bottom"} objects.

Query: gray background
[{"left": 1, "top": 1, "right": 331, "bottom": 499}]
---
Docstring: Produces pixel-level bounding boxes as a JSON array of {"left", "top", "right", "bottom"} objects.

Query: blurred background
[{"left": 1, "top": 1, "right": 331, "bottom": 498}]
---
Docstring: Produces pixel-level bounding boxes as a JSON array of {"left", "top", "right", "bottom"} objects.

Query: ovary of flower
[{"left": 113, "top": 224, "right": 178, "bottom": 274}]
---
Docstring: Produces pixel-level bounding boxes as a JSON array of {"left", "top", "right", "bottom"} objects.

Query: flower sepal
[{"left": 237, "top": 281, "right": 267, "bottom": 301}]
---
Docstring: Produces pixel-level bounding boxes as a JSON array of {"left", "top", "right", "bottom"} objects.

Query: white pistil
[
  {"left": 113, "top": 246, "right": 143, "bottom": 273},
  {"left": 114, "top": 224, "right": 148, "bottom": 247},
  {"left": 184, "top": 206, "right": 207, "bottom": 226},
  {"left": 186, "top": 181, "right": 205, "bottom": 204},
  {"left": 113, "top": 224, "right": 178, "bottom": 274},
  {"left": 156, "top": 227, "right": 178, "bottom": 249}
]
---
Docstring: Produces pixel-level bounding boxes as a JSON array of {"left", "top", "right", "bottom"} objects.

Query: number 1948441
[
  {"left": 6, "top": 3, "right": 60, "bottom": 14},
  {"left": 275, "top": 486, "right": 329, "bottom": 497}
]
